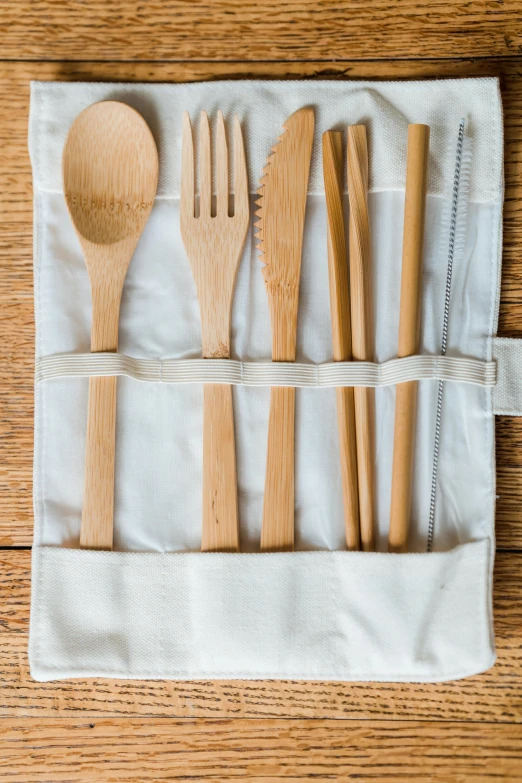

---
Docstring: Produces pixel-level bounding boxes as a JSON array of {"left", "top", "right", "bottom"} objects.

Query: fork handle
[
  {"left": 202, "top": 383, "right": 239, "bottom": 552},
  {"left": 261, "top": 386, "right": 295, "bottom": 552}
]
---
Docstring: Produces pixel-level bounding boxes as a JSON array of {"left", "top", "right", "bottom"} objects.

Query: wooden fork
[{"left": 180, "top": 110, "right": 249, "bottom": 552}]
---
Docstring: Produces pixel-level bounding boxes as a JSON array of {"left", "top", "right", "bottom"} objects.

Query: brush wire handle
[
  {"left": 202, "top": 383, "right": 239, "bottom": 551},
  {"left": 323, "top": 130, "right": 360, "bottom": 551},
  {"left": 389, "top": 124, "right": 430, "bottom": 553},
  {"left": 261, "top": 385, "right": 295, "bottom": 551},
  {"left": 347, "top": 125, "right": 375, "bottom": 552}
]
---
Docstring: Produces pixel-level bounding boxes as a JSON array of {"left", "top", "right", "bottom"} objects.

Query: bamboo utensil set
[
  {"left": 323, "top": 123, "right": 430, "bottom": 553},
  {"left": 63, "top": 101, "right": 430, "bottom": 555}
]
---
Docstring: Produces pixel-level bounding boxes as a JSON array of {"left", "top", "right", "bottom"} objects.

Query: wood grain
[
  {"left": 1, "top": 50, "right": 522, "bottom": 779},
  {"left": 322, "top": 130, "right": 360, "bottom": 551},
  {"left": 389, "top": 124, "right": 430, "bottom": 552},
  {"left": 1, "top": 717, "right": 521, "bottom": 782},
  {"left": 1, "top": 550, "right": 522, "bottom": 721},
  {"left": 0, "top": 1, "right": 521, "bottom": 61},
  {"left": 347, "top": 125, "right": 375, "bottom": 552}
]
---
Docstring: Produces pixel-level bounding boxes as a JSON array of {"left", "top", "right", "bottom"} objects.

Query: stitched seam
[
  {"left": 38, "top": 193, "right": 47, "bottom": 546},
  {"left": 160, "top": 553, "right": 168, "bottom": 674},
  {"left": 485, "top": 200, "right": 501, "bottom": 655},
  {"left": 33, "top": 662, "right": 495, "bottom": 680}
]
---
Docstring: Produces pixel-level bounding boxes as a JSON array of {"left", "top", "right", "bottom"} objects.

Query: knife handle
[
  {"left": 202, "top": 382, "right": 239, "bottom": 552},
  {"left": 261, "top": 385, "right": 295, "bottom": 552}
]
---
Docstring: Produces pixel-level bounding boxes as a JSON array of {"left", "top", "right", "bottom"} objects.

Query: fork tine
[
  {"left": 199, "top": 111, "right": 212, "bottom": 217},
  {"left": 216, "top": 110, "right": 229, "bottom": 216},
  {"left": 233, "top": 115, "right": 248, "bottom": 217},
  {"left": 181, "top": 112, "right": 194, "bottom": 219}
]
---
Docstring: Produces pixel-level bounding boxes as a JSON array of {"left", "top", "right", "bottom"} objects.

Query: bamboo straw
[
  {"left": 347, "top": 125, "right": 375, "bottom": 552},
  {"left": 322, "top": 130, "right": 360, "bottom": 551},
  {"left": 389, "top": 123, "right": 430, "bottom": 553}
]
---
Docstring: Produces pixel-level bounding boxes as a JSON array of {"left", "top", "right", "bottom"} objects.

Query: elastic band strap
[{"left": 35, "top": 352, "right": 496, "bottom": 389}]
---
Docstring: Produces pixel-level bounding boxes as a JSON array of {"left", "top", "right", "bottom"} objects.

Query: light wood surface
[
  {"left": 62, "top": 101, "right": 158, "bottom": 549},
  {"left": 322, "top": 130, "right": 360, "bottom": 551},
  {"left": 180, "top": 111, "right": 249, "bottom": 551},
  {"left": 1, "top": 717, "right": 521, "bottom": 782},
  {"left": 1, "top": 5, "right": 522, "bottom": 775},
  {"left": 347, "top": 125, "right": 375, "bottom": 552},
  {"left": 1, "top": 1, "right": 522, "bottom": 61},
  {"left": 389, "top": 124, "right": 430, "bottom": 553},
  {"left": 258, "top": 108, "right": 314, "bottom": 551}
]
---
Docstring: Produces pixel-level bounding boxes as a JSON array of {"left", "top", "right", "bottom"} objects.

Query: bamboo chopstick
[
  {"left": 347, "top": 125, "right": 375, "bottom": 552},
  {"left": 322, "top": 130, "right": 360, "bottom": 551},
  {"left": 389, "top": 123, "right": 430, "bottom": 553}
]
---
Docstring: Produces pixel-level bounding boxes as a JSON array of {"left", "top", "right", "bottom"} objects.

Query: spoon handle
[
  {"left": 81, "top": 375, "right": 117, "bottom": 549},
  {"left": 80, "top": 253, "right": 124, "bottom": 551}
]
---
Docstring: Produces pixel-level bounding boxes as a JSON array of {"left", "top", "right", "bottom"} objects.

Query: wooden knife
[{"left": 255, "top": 107, "right": 315, "bottom": 551}]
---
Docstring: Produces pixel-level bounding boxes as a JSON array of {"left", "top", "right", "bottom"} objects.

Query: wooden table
[{"left": 1, "top": 2, "right": 522, "bottom": 780}]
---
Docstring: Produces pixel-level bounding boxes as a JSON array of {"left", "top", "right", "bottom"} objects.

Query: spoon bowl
[{"left": 64, "top": 100, "right": 158, "bottom": 246}]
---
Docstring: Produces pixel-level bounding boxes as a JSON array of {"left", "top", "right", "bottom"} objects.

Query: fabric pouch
[{"left": 28, "top": 78, "right": 516, "bottom": 683}]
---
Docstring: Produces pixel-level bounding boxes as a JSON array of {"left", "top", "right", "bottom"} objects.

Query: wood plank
[
  {"left": 1, "top": 0, "right": 521, "bottom": 62},
  {"left": 1, "top": 550, "right": 521, "bottom": 720},
  {"left": 0, "top": 717, "right": 521, "bottom": 782},
  {"left": 1, "top": 58, "right": 522, "bottom": 547},
  {"left": 496, "top": 419, "right": 522, "bottom": 549}
]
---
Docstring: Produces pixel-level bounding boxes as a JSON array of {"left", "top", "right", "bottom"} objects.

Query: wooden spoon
[{"left": 63, "top": 101, "right": 158, "bottom": 549}]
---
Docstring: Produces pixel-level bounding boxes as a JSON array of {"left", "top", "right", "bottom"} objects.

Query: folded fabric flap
[
  {"left": 29, "top": 79, "right": 503, "bottom": 203},
  {"left": 29, "top": 539, "right": 494, "bottom": 683}
]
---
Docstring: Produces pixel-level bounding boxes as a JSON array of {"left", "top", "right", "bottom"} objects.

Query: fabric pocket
[{"left": 30, "top": 540, "right": 494, "bottom": 682}]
